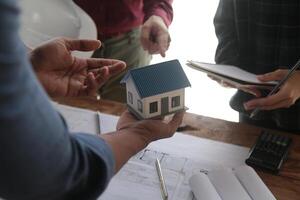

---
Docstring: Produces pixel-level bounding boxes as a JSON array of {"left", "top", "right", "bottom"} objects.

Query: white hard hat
[{"left": 19, "top": 0, "right": 97, "bottom": 58}]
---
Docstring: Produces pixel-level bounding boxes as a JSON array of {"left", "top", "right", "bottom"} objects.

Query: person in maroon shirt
[{"left": 74, "top": 0, "right": 174, "bottom": 102}]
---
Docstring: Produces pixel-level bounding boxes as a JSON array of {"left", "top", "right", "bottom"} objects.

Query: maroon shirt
[{"left": 74, "top": 0, "right": 173, "bottom": 39}]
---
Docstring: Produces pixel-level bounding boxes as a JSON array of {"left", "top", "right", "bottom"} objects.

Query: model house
[{"left": 120, "top": 59, "right": 191, "bottom": 119}]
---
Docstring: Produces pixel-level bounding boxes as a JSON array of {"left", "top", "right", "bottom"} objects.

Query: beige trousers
[{"left": 93, "top": 27, "right": 152, "bottom": 103}]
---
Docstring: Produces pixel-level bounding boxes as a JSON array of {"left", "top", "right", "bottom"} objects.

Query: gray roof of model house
[{"left": 120, "top": 60, "right": 191, "bottom": 98}]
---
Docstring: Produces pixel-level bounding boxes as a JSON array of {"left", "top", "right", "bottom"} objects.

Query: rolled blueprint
[
  {"left": 189, "top": 173, "right": 222, "bottom": 200},
  {"left": 234, "top": 165, "right": 276, "bottom": 200}
]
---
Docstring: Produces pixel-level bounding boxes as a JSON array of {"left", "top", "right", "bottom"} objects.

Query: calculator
[{"left": 245, "top": 130, "right": 292, "bottom": 174}]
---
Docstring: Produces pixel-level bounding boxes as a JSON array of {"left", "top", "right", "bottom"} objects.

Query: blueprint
[{"left": 54, "top": 104, "right": 250, "bottom": 200}]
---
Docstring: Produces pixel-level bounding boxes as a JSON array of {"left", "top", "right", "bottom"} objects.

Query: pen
[
  {"left": 155, "top": 158, "right": 168, "bottom": 200},
  {"left": 96, "top": 111, "right": 101, "bottom": 135},
  {"left": 250, "top": 59, "right": 300, "bottom": 118}
]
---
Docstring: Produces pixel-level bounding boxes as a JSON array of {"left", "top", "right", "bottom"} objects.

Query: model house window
[
  {"left": 172, "top": 96, "right": 180, "bottom": 107},
  {"left": 128, "top": 92, "right": 133, "bottom": 104},
  {"left": 149, "top": 101, "right": 158, "bottom": 113},
  {"left": 138, "top": 100, "right": 143, "bottom": 112}
]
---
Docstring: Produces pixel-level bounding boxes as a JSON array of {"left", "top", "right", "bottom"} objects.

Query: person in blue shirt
[{"left": 0, "top": 1, "right": 184, "bottom": 199}]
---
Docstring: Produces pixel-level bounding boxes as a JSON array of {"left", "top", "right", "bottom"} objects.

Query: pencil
[
  {"left": 155, "top": 158, "right": 168, "bottom": 200},
  {"left": 96, "top": 111, "right": 101, "bottom": 135},
  {"left": 250, "top": 59, "right": 300, "bottom": 118}
]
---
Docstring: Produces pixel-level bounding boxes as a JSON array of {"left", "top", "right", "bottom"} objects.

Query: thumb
[
  {"left": 140, "top": 25, "right": 151, "bottom": 50},
  {"left": 257, "top": 69, "right": 287, "bottom": 82},
  {"left": 65, "top": 39, "right": 101, "bottom": 51},
  {"left": 168, "top": 111, "right": 184, "bottom": 133}
]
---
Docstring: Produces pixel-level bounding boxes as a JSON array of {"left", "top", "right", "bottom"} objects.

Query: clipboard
[{"left": 186, "top": 61, "right": 277, "bottom": 88}]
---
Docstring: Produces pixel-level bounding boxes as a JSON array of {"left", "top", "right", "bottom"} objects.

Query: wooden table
[{"left": 54, "top": 96, "right": 300, "bottom": 200}]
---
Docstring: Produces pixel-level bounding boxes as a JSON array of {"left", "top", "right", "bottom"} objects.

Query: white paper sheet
[
  {"left": 98, "top": 113, "right": 118, "bottom": 134},
  {"left": 55, "top": 104, "right": 100, "bottom": 134},
  {"left": 99, "top": 155, "right": 185, "bottom": 200},
  {"left": 55, "top": 104, "right": 251, "bottom": 200},
  {"left": 55, "top": 104, "right": 119, "bottom": 135}
]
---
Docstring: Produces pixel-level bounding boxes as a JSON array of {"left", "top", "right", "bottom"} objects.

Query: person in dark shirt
[
  {"left": 214, "top": 0, "right": 300, "bottom": 132},
  {"left": 74, "top": 0, "right": 174, "bottom": 102},
  {"left": 0, "top": 1, "right": 183, "bottom": 199}
]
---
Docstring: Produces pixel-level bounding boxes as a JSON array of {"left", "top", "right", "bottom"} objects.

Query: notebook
[
  {"left": 189, "top": 165, "right": 276, "bottom": 200},
  {"left": 187, "top": 61, "right": 277, "bottom": 88}
]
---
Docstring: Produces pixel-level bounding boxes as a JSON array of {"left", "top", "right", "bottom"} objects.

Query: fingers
[
  {"left": 107, "top": 61, "right": 126, "bottom": 76},
  {"left": 156, "top": 33, "right": 170, "bottom": 57},
  {"left": 140, "top": 19, "right": 170, "bottom": 57},
  {"left": 87, "top": 59, "right": 126, "bottom": 78},
  {"left": 87, "top": 58, "right": 126, "bottom": 74},
  {"left": 150, "top": 111, "right": 184, "bottom": 139},
  {"left": 120, "top": 110, "right": 135, "bottom": 120},
  {"left": 207, "top": 75, "right": 236, "bottom": 88},
  {"left": 207, "top": 75, "right": 221, "bottom": 83},
  {"left": 95, "top": 67, "right": 110, "bottom": 88},
  {"left": 220, "top": 80, "right": 235, "bottom": 88},
  {"left": 86, "top": 58, "right": 116, "bottom": 68},
  {"left": 88, "top": 60, "right": 126, "bottom": 81},
  {"left": 243, "top": 92, "right": 291, "bottom": 110},
  {"left": 168, "top": 111, "right": 184, "bottom": 133},
  {"left": 84, "top": 67, "right": 109, "bottom": 96},
  {"left": 141, "top": 31, "right": 170, "bottom": 56},
  {"left": 116, "top": 110, "right": 139, "bottom": 130},
  {"left": 68, "top": 79, "right": 86, "bottom": 97},
  {"left": 65, "top": 38, "right": 101, "bottom": 52},
  {"left": 208, "top": 74, "right": 262, "bottom": 97},
  {"left": 148, "top": 43, "right": 161, "bottom": 55},
  {"left": 240, "top": 86, "right": 261, "bottom": 97},
  {"left": 258, "top": 99, "right": 293, "bottom": 110},
  {"left": 257, "top": 69, "right": 288, "bottom": 82},
  {"left": 82, "top": 60, "right": 126, "bottom": 96},
  {"left": 140, "top": 25, "right": 151, "bottom": 52},
  {"left": 116, "top": 110, "right": 184, "bottom": 142},
  {"left": 245, "top": 97, "right": 293, "bottom": 110},
  {"left": 85, "top": 72, "right": 97, "bottom": 96},
  {"left": 86, "top": 72, "right": 101, "bottom": 96}
]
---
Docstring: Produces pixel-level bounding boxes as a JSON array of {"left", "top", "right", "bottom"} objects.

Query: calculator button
[
  {"left": 282, "top": 137, "right": 290, "bottom": 146},
  {"left": 246, "top": 131, "right": 292, "bottom": 174}
]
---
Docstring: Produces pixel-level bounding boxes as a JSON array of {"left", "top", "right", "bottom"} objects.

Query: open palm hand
[{"left": 30, "top": 38, "right": 126, "bottom": 97}]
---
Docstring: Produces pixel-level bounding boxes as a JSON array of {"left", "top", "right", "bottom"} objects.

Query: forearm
[
  {"left": 101, "top": 129, "right": 150, "bottom": 172},
  {"left": 143, "top": 0, "right": 173, "bottom": 26}
]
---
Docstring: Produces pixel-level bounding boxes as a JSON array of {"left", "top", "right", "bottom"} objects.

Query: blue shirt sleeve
[{"left": 0, "top": 0, "right": 115, "bottom": 199}]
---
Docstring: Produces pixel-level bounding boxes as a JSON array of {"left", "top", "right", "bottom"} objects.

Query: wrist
[
  {"left": 100, "top": 127, "right": 154, "bottom": 172},
  {"left": 119, "top": 128, "right": 152, "bottom": 151},
  {"left": 120, "top": 128, "right": 154, "bottom": 147}
]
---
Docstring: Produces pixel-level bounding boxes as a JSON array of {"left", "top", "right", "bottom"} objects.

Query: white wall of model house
[
  {"left": 126, "top": 77, "right": 140, "bottom": 115},
  {"left": 125, "top": 76, "right": 185, "bottom": 119},
  {"left": 143, "top": 89, "right": 185, "bottom": 119}
]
